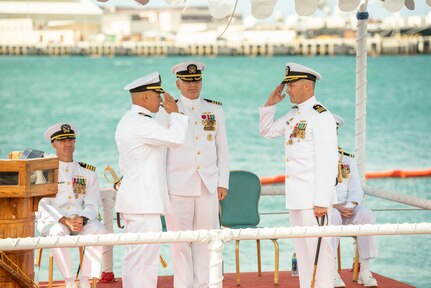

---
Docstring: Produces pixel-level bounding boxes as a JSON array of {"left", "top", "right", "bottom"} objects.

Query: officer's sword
[
  {"left": 104, "top": 166, "right": 123, "bottom": 228},
  {"left": 104, "top": 165, "right": 167, "bottom": 268},
  {"left": 311, "top": 214, "right": 326, "bottom": 288}
]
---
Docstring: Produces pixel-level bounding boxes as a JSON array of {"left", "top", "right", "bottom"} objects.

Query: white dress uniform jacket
[
  {"left": 115, "top": 105, "right": 189, "bottom": 214},
  {"left": 335, "top": 152, "right": 363, "bottom": 205},
  {"left": 37, "top": 160, "right": 101, "bottom": 224},
  {"left": 260, "top": 96, "right": 338, "bottom": 288},
  {"left": 332, "top": 151, "right": 378, "bottom": 260},
  {"left": 36, "top": 160, "right": 107, "bottom": 280},
  {"left": 259, "top": 96, "right": 338, "bottom": 209},
  {"left": 156, "top": 95, "right": 230, "bottom": 195},
  {"left": 115, "top": 105, "right": 188, "bottom": 288}
]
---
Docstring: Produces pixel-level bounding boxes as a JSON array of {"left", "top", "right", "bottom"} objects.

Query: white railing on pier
[
  {"left": 0, "top": 223, "right": 430, "bottom": 287},
  {"left": 261, "top": 184, "right": 431, "bottom": 210},
  {"left": 363, "top": 184, "right": 431, "bottom": 210}
]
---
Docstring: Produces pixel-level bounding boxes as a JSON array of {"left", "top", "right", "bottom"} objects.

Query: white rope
[
  {"left": 208, "top": 230, "right": 224, "bottom": 288},
  {"left": 355, "top": 1, "right": 369, "bottom": 181},
  {"left": 261, "top": 184, "right": 284, "bottom": 196},
  {"left": 1, "top": 223, "right": 430, "bottom": 251},
  {"left": 100, "top": 189, "right": 116, "bottom": 272},
  {"left": 363, "top": 184, "right": 431, "bottom": 209},
  {"left": 262, "top": 184, "right": 431, "bottom": 210}
]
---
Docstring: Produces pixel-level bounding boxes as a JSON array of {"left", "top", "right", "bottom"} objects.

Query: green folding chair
[{"left": 220, "top": 170, "right": 279, "bottom": 286}]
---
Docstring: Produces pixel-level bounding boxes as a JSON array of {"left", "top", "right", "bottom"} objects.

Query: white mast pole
[{"left": 355, "top": 1, "right": 369, "bottom": 181}]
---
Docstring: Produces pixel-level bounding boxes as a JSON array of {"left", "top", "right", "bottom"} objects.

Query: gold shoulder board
[
  {"left": 343, "top": 151, "right": 355, "bottom": 158},
  {"left": 338, "top": 150, "right": 355, "bottom": 158},
  {"left": 313, "top": 104, "right": 327, "bottom": 113},
  {"left": 204, "top": 98, "right": 222, "bottom": 106},
  {"left": 79, "top": 162, "right": 96, "bottom": 171}
]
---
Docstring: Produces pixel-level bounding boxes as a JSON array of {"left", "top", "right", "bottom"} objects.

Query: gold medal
[
  {"left": 207, "top": 134, "right": 213, "bottom": 141},
  {"left": 288, "top": 139, "right": 293, "bottom": 145}
]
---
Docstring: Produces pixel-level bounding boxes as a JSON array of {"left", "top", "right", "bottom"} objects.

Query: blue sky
[{"left": 91, "top": 0, "right": 430, "bottom": 19}]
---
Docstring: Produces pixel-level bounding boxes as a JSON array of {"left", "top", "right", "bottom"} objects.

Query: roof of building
[{"left": 0, "top": 0, "right": 102, "bottom": 15}]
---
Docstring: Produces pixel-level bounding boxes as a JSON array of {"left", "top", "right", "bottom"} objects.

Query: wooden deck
[{"left": 39, "top": 269, "right": 415, "bottom": 288}]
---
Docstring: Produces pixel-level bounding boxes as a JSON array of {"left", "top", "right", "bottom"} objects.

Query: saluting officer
[
  {"left": 156, "top": 60, "right": 230, "bottom": 288},
  {"left": 115, "top": 72, "right": 188, "bottom": 288},
  {"left": 259, "top": 62, "right": 338, "bottom": 288},
  {"left": 332, "top": 114, "right": 378, "bottom": 288},
  {"left": 37, "top": 123, "right": 109, "bottom": 288}
]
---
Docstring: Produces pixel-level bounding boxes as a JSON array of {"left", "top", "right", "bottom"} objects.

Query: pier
[{"left": 1, "top": 36, "right": 430, "bottom": 56}]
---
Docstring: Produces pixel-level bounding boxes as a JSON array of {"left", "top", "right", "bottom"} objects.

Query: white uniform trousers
[
  {"left": 121, "top": 213, "right": 161, "bottom": 288},
  {"left": 332, "top": 205, "right": 378, "bottom": 260},
  {"left": 38, "top": 220, "right": 108, "bottom": 279},
  {"left": 165, "top": 183, "right": 219, "bottom": 288},
  {"left": 290, "top": 209, "right": 335, "bottom": 288}
]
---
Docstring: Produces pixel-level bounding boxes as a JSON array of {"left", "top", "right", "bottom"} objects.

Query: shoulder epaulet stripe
[
  {"left": 79, "top": 162, "right": 96, "bottom": 171},
  {"left": 204, "top": 98, "right": 222, "bottom": 105},
  {"left": 138, "top": 112, "right": 152, "bottom": 118},
  {"left": 338, "top": 149, "right": 355, "bottom": 158},
  {"left": 313, "top": 104, "right": 327, "bottom": 113}
]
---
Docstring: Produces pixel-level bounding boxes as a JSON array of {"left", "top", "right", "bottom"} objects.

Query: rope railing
[
  {"left": 0, "top": 222, "right": 431, "bottom": 288},
  {"left": 1, "top": 223, "right": 430, "bottom": 287},
  {"left": 363, "top": 184, "right": 431, "bottom": 210},
  {"left": 2, "top": 223, "right": 430, "bottom": 251}
]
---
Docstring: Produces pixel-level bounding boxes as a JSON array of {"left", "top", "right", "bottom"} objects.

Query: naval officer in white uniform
[
  {"left": 259, "top": 62, "right": 338, "bottom": 288},
  {"left": 156, "top": 61, "right": 230, "bottom": 288},
  {"left": 115, "top": 72, "right": 189, "bottom": 288},
  {"left": 332, "top": 115, "right": 378, "bottom": 288},
  {"left": 37, "top": 123, "right": 109, "bottom": 288}
]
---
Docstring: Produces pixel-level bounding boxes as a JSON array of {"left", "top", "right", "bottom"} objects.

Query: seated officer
[
  {"left": 36, "top": 123, "right": 109, "bottom": 288},
  {"left": 332, "top": 114, "right": 378, "bottom": 288}
]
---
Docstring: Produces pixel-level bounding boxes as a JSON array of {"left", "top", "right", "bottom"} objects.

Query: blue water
[{"left": 1, "top": 56, "right": 430, "bottom": 287}]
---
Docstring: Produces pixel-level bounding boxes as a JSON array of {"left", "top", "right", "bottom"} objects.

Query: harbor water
[{"left": 0, "top": 55, "right": 430, "bottom": 287}]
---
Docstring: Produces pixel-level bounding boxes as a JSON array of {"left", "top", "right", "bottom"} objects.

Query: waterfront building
[{"left": 0, "top": 1, "right": 430, "bottom": 56}]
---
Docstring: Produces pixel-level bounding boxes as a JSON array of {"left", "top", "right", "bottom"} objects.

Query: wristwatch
[{"left": 344, "top": 202, "right": 356, "bottom": 209}]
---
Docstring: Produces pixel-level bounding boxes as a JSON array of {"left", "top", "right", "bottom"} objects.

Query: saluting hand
[
  {"left": 163, "top": 92, "right": 179, "bottom": 114},
  {"left": 265, "top": 84, "right": 286, "bottom": 107}
]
